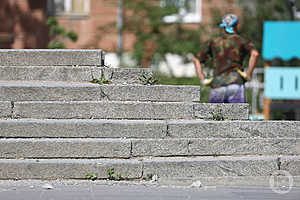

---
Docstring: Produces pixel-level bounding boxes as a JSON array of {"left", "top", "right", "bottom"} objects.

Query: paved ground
[{"left": 0, "top": 180, "right": 299, "bottom": 200}]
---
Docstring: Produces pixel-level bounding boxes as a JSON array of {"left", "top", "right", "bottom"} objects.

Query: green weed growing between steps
[
  {"left": 85, "top": 173, "right": 97, "bottom": 181},
  {"left": 139, "top": 72, "right": 158, "bottom": 85},
  {"left": 91, "top": 74, "right": 112, "bottom": 85},
  {"left": 106, "top": 168, "right": 128, "bottom": 181}
]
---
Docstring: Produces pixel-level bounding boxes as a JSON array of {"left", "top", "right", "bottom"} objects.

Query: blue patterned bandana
[{"left": 219, "top": 14, "right": 238, "bottom": 34}]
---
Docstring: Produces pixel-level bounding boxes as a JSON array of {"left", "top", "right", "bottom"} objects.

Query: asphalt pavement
[{"left": 0, "top": 180, "right": 299, "bottom": 200}]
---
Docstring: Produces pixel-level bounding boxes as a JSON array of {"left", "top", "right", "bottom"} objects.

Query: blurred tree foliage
[
  {"left": 238, "top": 0, "right": 300, "bottom": 66},
  {"left": 123, "top": 0, "right": 204, "bottom": 67},
  {"left": 47, "top": 17, "right": 78, "bottom": 49}
]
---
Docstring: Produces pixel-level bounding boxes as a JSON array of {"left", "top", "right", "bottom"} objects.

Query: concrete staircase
[{"left": 0, "top": 49, "right": 299, "bottom": 186}]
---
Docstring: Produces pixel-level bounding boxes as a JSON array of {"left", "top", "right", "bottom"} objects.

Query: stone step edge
[
  {"left": 0, "top": 81, "right": 201, "bottom": 102},
  {"left": 0, "top": 66, "right": 153, "bottom": 84},
  {"left": 0, "top": 156, "right": 296, "bottom": 180},
  {"left": 1, "top": 101, "right": 249, "bottom": 120},
  {"left": 0, "top": 49, "right": 104, "bottom": 66},
  {"left": 0, "top": 119, "right": 300, "bottom": 139},
  {"left": 0, "top": 138, "right": 299, "bottom": 158},
  {"left": 1, "top": 119, "right": 300, "bottom": 139}
]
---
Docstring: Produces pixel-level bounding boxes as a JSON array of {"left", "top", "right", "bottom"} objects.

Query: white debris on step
[
  {"left": 151, "top": 175, "right": 158, "bottom": 182},
  {"left": 42, "top": 183, "right": 54, "bottom": 190},
  {"left": 190, "top": 181, "right": 202, "bottom": 188}
]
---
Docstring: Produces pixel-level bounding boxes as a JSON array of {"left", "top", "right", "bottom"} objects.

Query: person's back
[
  {"left": 198, "top": 33, "right": 255, "bottom": 88},
  {"left": 193, "top": 14, "right": 259, "bottom": 103}
]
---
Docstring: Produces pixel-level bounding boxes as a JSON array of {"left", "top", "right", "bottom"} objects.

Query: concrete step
[
  {"left": 0, "top": 66, "right": 152, "bottom": 84},
  {"left": 0, "top": 66, "right": 101, "bottom": 82},
  {"left": 0, "top": 81, "right": 200, "bottom": 102},
  {"left": 0, "top": 138, "right": 131, "bottom": 159},
  {"left": 0, "top": 101, "right": 11, "bottom": 118},
  {"left": 0, "top": 138, "right": 298, "bottom": 159},
  {"left": 167, "top": 120, "right": 300, "bottom": 138},
  {"left": 0, "top": 156, "right": 283, "bottom": 180},
  {"left": 0, "top": 49, "right": 104, "bottom": 66},
  {"left": 0, "top": 119, "right": 167, "bottom": 138},
  {"left": 7, "top": 101, "right": 248, "bottom": 120},
  {"left": 1, "top": 119, "right": 299, "bottom": 139},
  {"left": 132, "top": 138, "right": 300, "bottom": 157}
]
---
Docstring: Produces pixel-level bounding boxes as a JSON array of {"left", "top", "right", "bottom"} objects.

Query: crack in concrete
[
  {"left": 98, "top": 87, "right": 110, "bottom": 101},
  {"left": 277, "top": 157, "right": 282, "bottom": 170},
  {"left": 187, "top": 140, "right": 192, "bottom": 154},
  {"left": 90, "top": 67, "right": 95, "bottom": 80},
  {"left": 165, "top": 123, "right": 171, "bottom": 138},
  {"left": 10, "top": 101, "right": 14, "bottom": 119},
  {"left": 140, "top": 161, "right": 144, "bottom": 179},
  {"left": 130, "top": 141, "right": 133, "bottom": 157}
]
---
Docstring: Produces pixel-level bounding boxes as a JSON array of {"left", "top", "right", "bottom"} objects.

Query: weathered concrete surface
[
  {"left": 0, "top": 101, "right": 11, "bottom": 118},
  {"left": 0, "top": 81, "right": 200, "bottom": 102},
  {"left": 194, "top": 103, "right": 249, "bottom": 120},
  {"left": 0, "top": 66, "right": 102, "bottom": 82},
  {"left": 12, "top": 101, "right": 250, "bottom": 120},
  {"left": 167, "top": 120, "right": 300, "bottom": 138},
  {"left": 132, "top": 139, "right": 189, "bottom": 157},
  {"left": 1, "top": 119, "right": 299, "bottom": 139},
  {"left": 0, "top": 67, "right": 154, "bottom": 85},
  {"left": 0, "top": 119, "right": 167, "bottom": 138},
  {"left": 13, "top": 101, "right": 194, "bottom": 119},
  {"left": 0, "top": 139, "right": 131, "bottom": 158},
  {"left": 281, "top": 156, "right": 300, "bottom": 176},
  {"left": 0, "top": 156, "right": 280, "bottom": 181},
  {"left": 188, "top": 138, "right": 298, "bottom": 156},
  {"left": 0, "top": 49, "right": 103, "bottom": 66},
  {"left": 102, "top": 68, "right": 153, "bottom": 85},
  {"left": 100, "top": 84, "right": 200, "bottom": 102},
  {"left": 143, "top": 156, "right": 278, "bottom": 178},
  {"left": 0, "top": 159, "right": 142, "bottom": 179}
]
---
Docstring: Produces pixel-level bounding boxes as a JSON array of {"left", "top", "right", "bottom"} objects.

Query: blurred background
[{"left": 1, "top": 0, "right": 300, "bottom": 120}]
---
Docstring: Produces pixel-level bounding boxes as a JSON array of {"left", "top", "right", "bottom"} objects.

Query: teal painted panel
[
  {"left": 249, "top": 114, "right": 265, "bottom": 120},
  {"left": 265, "top": 67, "right": 300, "bottom": 99},
  {"left": 263, "top": 22, "right": 300, "bottom": 61}
]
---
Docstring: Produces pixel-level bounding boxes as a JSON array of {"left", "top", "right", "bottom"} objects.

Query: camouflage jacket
[{"left": 196, "top": 32, "right": 255, "bottom": 88}]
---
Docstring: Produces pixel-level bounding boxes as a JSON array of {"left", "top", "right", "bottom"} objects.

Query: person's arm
[
  {"left": 193, "top": 40, "right": 213, "bottom": 82},
  {"left": 193, "top": 57, "right": 213, "bottom": 85},
  {"left": 193, "top": 57, "right": 205, "bottom": 80},
  {"left": 246, "top": 49, "right": 259, "bottom": 79}
]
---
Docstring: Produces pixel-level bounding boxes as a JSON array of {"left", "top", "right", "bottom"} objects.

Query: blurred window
[
  {"left": 161, "top": 0, "right": 202, "bottom": 23},
  {"left": 54, "top": 0, "right": 90, "bottom": 15}
]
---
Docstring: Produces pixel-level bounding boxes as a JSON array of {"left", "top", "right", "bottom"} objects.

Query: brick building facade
[
  {"left": 0, "top": 0, "right": 241, "bottom": 51},
  {"left": 0, "top": 0, "right": 49, "bottom": 49}
]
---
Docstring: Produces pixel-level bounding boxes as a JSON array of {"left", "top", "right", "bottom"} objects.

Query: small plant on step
[
  {"left": 210, "top": 107, "right": 225, "bottom": 121},
  {"left": 106, "top": 168, "right": 124, "bottom": 181},
  {"left": 85, "top": 173, "right": 97, "bottom": 181},
  {"left": 143, "top": 173, "right": 154, "bottom": 181},
  {"left": 91, "top": 74, "right": 112, "bottom": 85},
  {"left": 139, "top": 72, "right": 158, "bottom": 85}
]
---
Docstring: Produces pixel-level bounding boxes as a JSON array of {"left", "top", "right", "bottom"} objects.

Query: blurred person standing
[{"left": 193, "top": 14, "right": 259, "bottom": 103}]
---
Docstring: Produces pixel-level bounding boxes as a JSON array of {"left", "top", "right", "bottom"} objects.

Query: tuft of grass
[
  {"left": 139, "top": 72, "right": 158, "bottom": 85},
  {"left": 85, "top": 173, "right": 97, "bottom": 181},
  {"left": 91, "top": 75, "right": 112, "bottom": 85},
  {"left": 106, "top": 168, "right": 125, "bottom": 181},
  {"left": 210, "top": 106, "right": 225, "bottom": 121}
]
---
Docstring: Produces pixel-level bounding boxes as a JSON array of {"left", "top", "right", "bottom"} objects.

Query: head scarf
[{"left": 219, "top": 14, "right": 238, "bottom": 34}]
